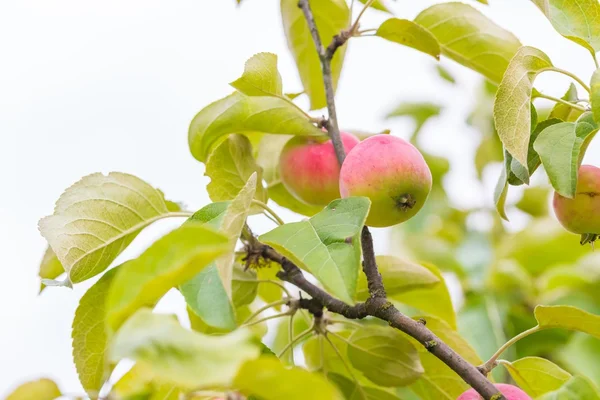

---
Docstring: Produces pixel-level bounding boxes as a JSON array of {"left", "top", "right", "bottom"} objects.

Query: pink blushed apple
[
  {"left": 339, "top": 135, "right": 432, "bottom": 227},
  {"left": 457, "top": 383, "right": 531, "bottom": 399},
  {"left": 279, "top": 132, "right": 359, "bottom": 206}
]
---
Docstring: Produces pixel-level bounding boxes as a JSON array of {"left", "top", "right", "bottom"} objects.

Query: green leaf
[
  {"left": 503, "top": 357, "right": 571, "bottom": 397},
  {"left": 232, "top": 265, "right": 258, "bottom": 307},
  {"left": 106, "top": 223, "right": 229, "bottom": 331},
  {"left": 327, "top": 373, "right": 401, "bottom": 400},
  {"left": 188, "top": 92, "right": 322, "bottom": 162},
  {"left": 375, "top": 18, "right": 440, "bottom": 60},
  {"left": 38, "top": 172, "right": 186, "bottom": 284},
  {"left": 187, "top": 201, "right": 230, "bottom": 228},
  {"left": 272, "top": 315, "right": 311, "bottom": 365},
  {"left": 557, "top": 334, "right": 600, "bottom": 388},
  {"left": 494, "top": 154, "right": 510, "bottom": 221},
  {"left": 385, "top": 102, "right": 441, "bottom": 140},
  {"left": 356, "top": 256, "right": 439, "bottom": 301},
  {"left": 205, "top": 135, "right": 267, "bottom": 211},
  {"left": 346, "top": 326, "right": 423, "bottom": 387},
  {"left": 5, "top": 378, "right": 61, "bottom": 400},
  {"left": 415, "top": 2, "right": 521, "bottom": 83},
  {"left": 592, "top": 69, "right": 600, "bottom": 124},
  {"left": 234, "top": 357, "right": 344, "bottom": 399},
  {"left": 539, "top": 376, "right": 600, "bottom": 400},
  {"left": 408, "top": 317, "right": 482, "bottom": 399},
  {"left": 494, "top": 46, "right": 553, "bottom": 167},
  {"left": 230, "top": 52, "right": 283, "bottom": 97},
  {"left": 38, "top": 246, "right": 64, "bottom": 292},
  {"left": 260, "top": 197, "right": 370, "bottom": 303},
  {"left": 535, "top": 305, "right": 600, "bottom": 338},
  {"left": 516, "top": 186, "right": 550, "bottom": 217},
  {"left": 549, "top": 84, "right": 583, "bottom": 122},
  {"left": 531, "top": 0, "right": 600, "bottom": 54},
  {"left": 110, "top": 309, "right": 259, "bottom": 389},
  {"left": 280, "top": 0, "right": 350, "bottom": 110},
  {"left": 72, "top": 267, "right": 119, "bottom": 396},
  {"left": 534, "top": 112, "right": 599, "bottom": 198},
  {"left": 436, "top": 65, "right": 456, "bottom": 84},
  {"left": 391, "top": 262, "right": 457, "bottom": 329},
  {"left": 358, "top": 0, "right": 392, "bottom": 13}
]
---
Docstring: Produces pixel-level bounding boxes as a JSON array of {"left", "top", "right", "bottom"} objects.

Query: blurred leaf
[
  {"left": 38, "top": 246, "right": 64, "bottom": 292},
  {"left": 539, "top": 376, "right": 600, "bottom": 400},
  {"left": 272, "top": 315, "right": 311, "bottom": 365},
  {"left": 188, "top": 92, "right": 322, "bottom": 162},
  {"left": 256, "top": 261, "right": 284, "bottom": 307},
  {"left": 392, "top": 263, "right": 457, "bottom": 328},
  {"left": 38, "top": 172, "right": 183, "bottom": 285},
  {"left": 494, "top": 153, "right": 511, "bottom": 220},
  {"left": 494, "top": 46, "right": 553, "bottom": 168},
  {"left": 475, "top": 136, "right": 503, "bottom": 179},
  {"left": 422, "top": 152, "right": 450, "bottom": 187},
  {"left": 281, "top": 0, "right": 350, "bottom": 110},
  {"left": 187, "top": 304, "right": 266, "bottom": 338},
  {"left": 376, "top": 18, "right": 440, "bottom": 59},
  {"left": 5, "top": 378, "right": 61, "bottom": 400},
  {"left": 548, "top": 84, "right": 583, "bottom": 122},
  {"left": 503, "top": 357, "right": 571, "bottom": 397},
  {"left": 537, "top": 265, "right": 596, "bottom": 293},
  {"left": 557, "top": 333, "right": 600, "bottom": 388},
  {"left": 205, "top": 134, "right": 267, "bottom": 211},
  {"left": 111, "top": 364, "right": 182, "bottom": 400},
  {"left": 535, "top": 305, "right": 600, "bottom": 338},
  {"left": 531, "top": 0, "right": 600, "bottom": 54},
  {"left": 234, "top": 357, "right": 344, "bottom": 399},
  {"left": 435, "top": 65, "right": 455, "bottom": 84},
  {"left": 415, "top": 2, "right": 521, "bottom": 83},
  {"left": 230, "top": 52, "right": 283, "bottom": 97},
  {"left": 358, "top": 0, "right": 392, "bottom": 13},
  {"left": 409, "top": 316, "right": 481, "bottom": 399},
  {"left": 72, "top": 267, "right": 118, "bottom": 396},
  {"left": 347, "top": 326, "right": 423, "bottom": 387},
  {"left": 534, "top": 113, "right": 599, "bottom": 197},
  {"left": 260, "top": 197, "right": 370, "bottom": 303},
  {"left": 516, "top": 186, "right": 550, "bottom": 217},
  {"left": 356, "top": 256, "right": 439, "bottom": 301},
  {"left": 106, "top": 223, "right": 229, "bottom": 331},
  {"left": 231, "top": 265, "right": 258, "bottom": 307},
  {"left": 592, "top": 69, "right": 600, "bottom": 123},
  {"left": 328, "top": 373, "right": 401, "bottom": 400},
  {"left": 488, "top": 260, "right": 533, "bottom": 295},
  {"left": 385, "top": 102, "right": 441, "bottom": 140},
  {"left": 110, "top": 309, "right": 259, "bottom": 389},
  {"left": 285, "top": 91, "right": 304, "bottom": 100}
]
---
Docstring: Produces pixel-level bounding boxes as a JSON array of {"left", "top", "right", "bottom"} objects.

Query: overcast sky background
[{"left": 2, "top": 0, "right": 600, "bottom": 396}]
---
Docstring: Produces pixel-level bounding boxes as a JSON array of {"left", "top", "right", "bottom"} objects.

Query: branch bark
[{"left": 279, "top": 1, "right": 504, "bottom": 399}]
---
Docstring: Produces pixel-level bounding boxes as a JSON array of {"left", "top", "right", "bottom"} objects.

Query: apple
[
  {"left": 339, "top": 135, "right": 432, "bottom": 227},
  {"left": 279, "top": 132, "right": 359, "bottom": 205},
  {"left": 457, "top": 383, "right": 531, "bottom": 400}
]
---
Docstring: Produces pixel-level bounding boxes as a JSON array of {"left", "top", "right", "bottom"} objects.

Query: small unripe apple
[
  {"left": 457, "top": 383, "right": 531, "bottom": 400},
  {"left": 553, "top": 165, "right": 600, "bottom": 242},
  {"left": 339, "top": 135, "right": 432, "bottom": 227},
  {"left": 279, "top": 132, "right": 359, "bottom": 205}
]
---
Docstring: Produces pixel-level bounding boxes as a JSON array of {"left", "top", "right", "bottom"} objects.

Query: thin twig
[
  {"left": 289, "top": 312, "right": 296, "bottom": 364},
  {"left": 277, "top": 325, "right": 314, "bottom": 358},
  {"left": 252, "top": 199, "right": 285, "bottom": 225},
  {"left": 241, "top": 298, "right": 290, "bottom": 325}
]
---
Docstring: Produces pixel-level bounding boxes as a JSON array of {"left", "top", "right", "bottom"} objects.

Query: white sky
[{"left": 2, "top": 0, "right": 600, "bottom": 396}]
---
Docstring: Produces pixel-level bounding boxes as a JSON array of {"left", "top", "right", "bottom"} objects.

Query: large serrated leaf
[
  {"left": 280, "top": 0, "right": 350, "bottom": 110},
  {"left": 494, "top": 46, "right": 553, "bottom": 167},
  {"left": 535, "top": 305, "right": 600, "bottom": 337},
  {"left": 230, "top": 52, "right": 283, "bottom": 97},
  {"left": 109, "top": 309, "right": 259, "bottom": 390},
  {"left": 375, "top": 18, "right": 440, "bottom": 60},
  {"left": 346, "top": 326, "right": 423, "bottom": 387},
  {"left": 5, "top": 378, "right": 61, "bottom": 400},
  {"left": 531, "top": 0, "right": 600, "bottom": 54},
  {"left": 503, "top": 357, "right": 571, "bottom": 398},
  {"left": 38, "top": 172, "right": 185, "bottom": 284},
  {"left": 72, "top": 267, "right": 119, "bottom": 396},
  {"left": 188, "top": 92, "right": 322, "bottom": 162},
  {"left": 415, "top": 2, "right": 521, "bottom": 83},
  {"left": 259, "top": 197, "right": 370, "bottom": 303},
  {"left": 234, "top": 357, "right": 345, "bottom": 400},
  {"left": 106, "top": 223, "right": 229, "bottom": 331}
]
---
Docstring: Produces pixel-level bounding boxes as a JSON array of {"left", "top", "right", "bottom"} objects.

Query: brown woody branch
[{"left": 276, "top": 1, "right": 506, "bottom": 399}]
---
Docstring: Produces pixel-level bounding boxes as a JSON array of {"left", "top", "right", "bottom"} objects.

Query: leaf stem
[
  {"left": 167, "top": 211, "right": 194, "bottom": 218},
  {"left": 289, "top": 312, "right": 296, "bottom": 364},
  {"left": 536, "top": 92, "right": 587, "bottom": 111},
  {"left": 255, "top": 279, "right": 292, "bottom": 299},
  {"left": 241, "top": 298, "right": 290, "bottom": 325},
  {"left": 242, "top": 311, "right": 292, "bottom": 328},
  {"left": 277, "top": 325, "right": 314, "bottom": 358},
  {"left": 251, "top": 200, "right": 285, "bottom": 226},
  {"left": 545, "top": 67, "right": 592, "bottom": 94},
  {"left": 350, "top": 0, "right": 376, "bottom": 35},
  {"left": 480, "top": 325, "right": 542, "bottom": 374}
]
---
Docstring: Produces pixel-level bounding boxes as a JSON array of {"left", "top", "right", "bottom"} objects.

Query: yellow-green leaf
[
  {"left": 535, "top": 305, "right": 600, "bottom": 338},
  {"left": 38, "top": 246, "right": 64, "bottom": 292},
  {"left": 106, "top": 223, "right": 229, "bottom": 331},
  {"left": 549, "top": 84, "right": 583, "bottom": 122},
  {"left": 110, "top": 309, "right": 259, "bottom": 390},
  {"left": 260, "top": 197, "right": 370, "bottom": 303},
  {"left": 356, "top": 255, "right": 439, "bottom": 301},
  {"left": 375, "top": 18, "right": 440, "bottom": 60},
  {"left": 72, "top": 267, "right": 118, "bottom": 396},
  {"left": 591, "top": 68, "right": 600, "bottom": 124},
  {"left": 188, "top": 92, "right": 322, "bottom": 162},
  {"left": 539, "top": 375, "right": 600, "bottom": 400},
  {"left": 234, "top": 357, "right": 345, "bottom": 400},
  {"left": 5, "top": 378, "right": 61, "bottom": 400},
  {"left": 415, "top": 2, "right": 521, "bottom": 83},
  {"left": 230, "top": 52, "right": 283, "bottom": 97},
  {"left": 38, "top": 172, "right": 186, "bottom": 284},
  {"left": 281, "top": 0, "right": 350, "bottom": 110},
  {"left": 494, "top": 46, "right": 553, "bottom": 167},
  {"left": 502, "top": 357, "right": 571, "bottom": 398},
  {"left": 346, "top": 326, "right": 423, "bottom": 387},
  {"left": 358, "top": 0, "right": 392, "bottom": 13},
  {"left": 327, "top": 373, "right": 401, "bottom": 400}
]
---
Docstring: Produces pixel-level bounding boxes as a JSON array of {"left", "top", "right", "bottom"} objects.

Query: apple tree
[{"left": 8, "top": 1, "right": 600, "bottom": 399}]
